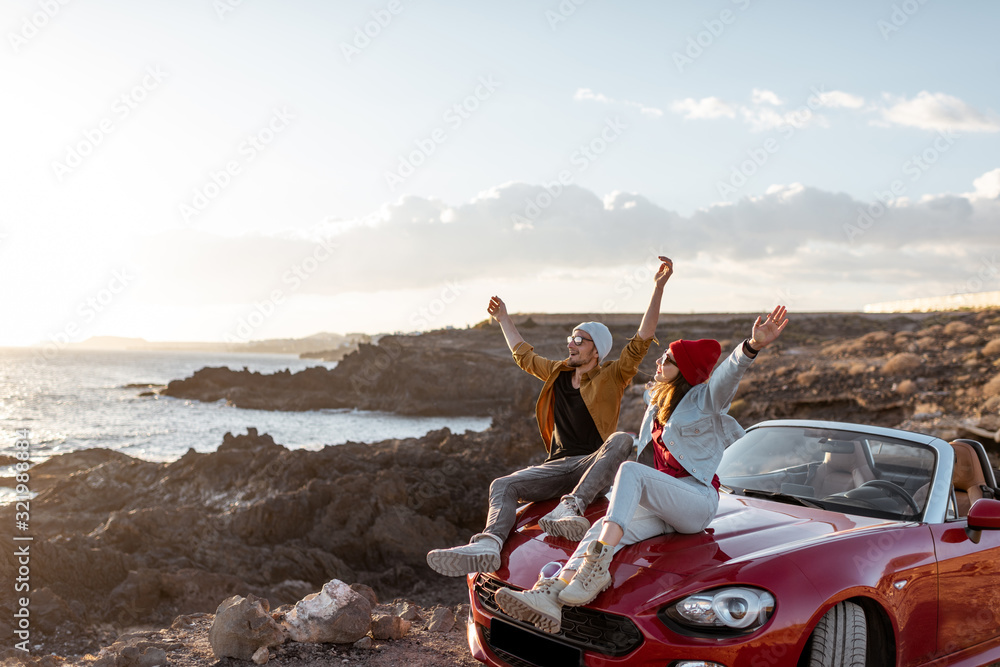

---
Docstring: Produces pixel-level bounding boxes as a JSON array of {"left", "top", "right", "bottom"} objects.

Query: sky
[{"left": 2, "top": 0, "right": 999, "bottom": 346}]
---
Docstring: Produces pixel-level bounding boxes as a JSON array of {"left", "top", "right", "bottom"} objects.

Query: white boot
[
  {"left": 494, "top": 577, "right": 567, "bottom": 634},
  {"left": 426, "top": 533, "right": 501, "bottom": 577},
  {"left": 558, "top": 540, "right": 613, "bottom": 606},
  {"left": 538, "top": 495, "right": 590, "bottom": 542}
]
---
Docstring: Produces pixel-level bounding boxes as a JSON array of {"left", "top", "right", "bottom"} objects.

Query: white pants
[{"left": 564, "top": 461, "right": 718, "bottom": 573}]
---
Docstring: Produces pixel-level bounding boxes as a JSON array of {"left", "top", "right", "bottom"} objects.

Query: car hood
[{"left": 502, "top": 493, "right": 905, "bottom": 593}]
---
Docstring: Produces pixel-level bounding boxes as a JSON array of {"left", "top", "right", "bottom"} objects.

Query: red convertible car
[{"left": 465, "top": 420, "right": 1000, "bottom": 667}]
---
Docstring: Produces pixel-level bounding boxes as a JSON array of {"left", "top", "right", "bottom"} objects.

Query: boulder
[
  {"left": 209, "top": 595, "right": 286, "bottom": 660},
  {"left": 395, "top": 601, "right": 423, "bottom": 622},
  {"left": 371, "top": 613, "right": 411, "bottom": 640},
  {"left": 350, "top": 583, "right": 378, "bottom": 607},
  {"left": 280, "top": 580, "right": 372, "bottom": 644},
  {"left": 427, "top": 606, "right": 455, "bottom": 633}
]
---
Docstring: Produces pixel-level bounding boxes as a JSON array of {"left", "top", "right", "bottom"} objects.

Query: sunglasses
[
  {"left": 659, "top": 353, "right": 677, "bottom": 367},
  {"left": 567, "top": 335, "right": 593, "bottom": 345}
]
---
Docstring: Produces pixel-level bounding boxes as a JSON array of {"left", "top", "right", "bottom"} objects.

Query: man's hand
[
  {"left": 655, "top": 256, "right": 673, "bottom": 288},
  {"left": 488, "top": 295, "right": 509, "bottom": 322},
  {"left": 750, "top": 305, "right": 789, "bottom": 350}
]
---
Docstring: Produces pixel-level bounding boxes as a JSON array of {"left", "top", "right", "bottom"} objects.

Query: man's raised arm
[
  {"left": 637, "top": 256, "right": 673, "bottom": 340},
  {"left": 488, "top": 295, "right": 525, "bottom": 353}
]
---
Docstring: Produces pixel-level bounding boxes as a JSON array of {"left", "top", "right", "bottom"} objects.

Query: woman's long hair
[{"left": 648, "top": 372, "right": 693, "bottom": 426}]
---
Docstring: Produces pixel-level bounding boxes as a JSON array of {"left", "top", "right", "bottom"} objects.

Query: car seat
[
  {"left": 951, "top": 440, "right": 989, "bottom": 518},
  {"left": 811, "top": 445, "right": 876, "bottom": 497}
]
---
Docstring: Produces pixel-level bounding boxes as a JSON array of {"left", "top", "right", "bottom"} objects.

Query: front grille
[{"left": 475, "top": 574, "right": 644, "bottom": 658}]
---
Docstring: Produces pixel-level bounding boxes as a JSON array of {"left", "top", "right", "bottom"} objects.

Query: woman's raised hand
[{"left": 750, "top": 305, "right": 789, "bottom": 349}]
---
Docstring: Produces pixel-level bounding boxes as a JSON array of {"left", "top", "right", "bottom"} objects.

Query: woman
[{"left": 495, "top": 304, "right": 789, "bottom": 633}]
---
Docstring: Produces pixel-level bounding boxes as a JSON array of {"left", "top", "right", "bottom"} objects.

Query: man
[{"left": 425, "top": 257, "right": 673, "bottom": 577}]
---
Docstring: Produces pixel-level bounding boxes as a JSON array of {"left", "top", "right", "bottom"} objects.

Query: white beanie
[{"left": 575, "top": 321, "right": 613, "bottom": 363}]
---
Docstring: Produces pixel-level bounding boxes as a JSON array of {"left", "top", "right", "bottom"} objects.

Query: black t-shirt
[{"left": 547, "top": 370, "right": 604, "bottom": 461}]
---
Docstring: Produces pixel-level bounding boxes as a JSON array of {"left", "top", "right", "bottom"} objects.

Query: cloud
[
  {"left": 970, "top": 168, "right": 1000, "bottom": 199},
  {"left": 670, "top": 96, "right": 737, "bottom": 120},
  {"left": 668, "top": 88, "right": 998, "bottom": 134},
  {"left": 740, "top": 106, "right": 826, "bottom": 132},
  {"left": 877, "top": 91, "right": 1000, "bottom": 132},
  {"left": 670, "top": 91, "right": 824, "bottom": 131},
  {"left": 751, "top": 88, "right": 783, "bottom": 106},
  {"left": 134, "top": 169, "right": 1000, "bottom": 309},
  {"left": 574, "top": 88, "right": 663, "bottom": 118},
  {"left": 812, "top": 90, "right": 865, "bottom": 109}
]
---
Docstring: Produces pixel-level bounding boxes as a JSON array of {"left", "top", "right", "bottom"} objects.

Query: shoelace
[{"left": 577, "top": 552, "right": 607, "bottom": 587}]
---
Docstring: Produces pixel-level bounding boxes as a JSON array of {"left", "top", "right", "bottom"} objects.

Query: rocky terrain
[
  {"left": 3, "top": 309, "right": 1000, "bottom": 666},
  {"left": 163, "top": 310, "right": 1000, "bottom": 444}
]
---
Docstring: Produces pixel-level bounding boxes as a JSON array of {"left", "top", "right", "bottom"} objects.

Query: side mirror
[{"left": 965, "top": 498, "right": 1000, "bottom": 544}]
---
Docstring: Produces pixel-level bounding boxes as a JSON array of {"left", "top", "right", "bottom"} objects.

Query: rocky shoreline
[
  {"left": 162, "top": 311, "right": 1000, "bottom": 444},
  {"left": 3, "top": 309, "right": 1000, "bottom": 665},
  {"left": 0, "top": 412, "right": 542, "bottom": 663}
]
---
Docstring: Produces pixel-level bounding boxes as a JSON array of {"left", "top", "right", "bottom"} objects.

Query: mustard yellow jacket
[{"left": 512, "top": 334, "right": 656, "bottom": 454}]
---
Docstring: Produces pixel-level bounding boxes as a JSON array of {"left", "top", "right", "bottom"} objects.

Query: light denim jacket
[{"left": 635, "top": 343, "right": 755, "bottom": 487}]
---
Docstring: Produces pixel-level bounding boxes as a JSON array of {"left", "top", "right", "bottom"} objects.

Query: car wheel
[{"left": 806, "top": 601, "right": 867, "bottom": 667}]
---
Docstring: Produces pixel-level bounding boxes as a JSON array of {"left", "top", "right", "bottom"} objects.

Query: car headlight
[{"left": 662, "top": 586, "right": 775, "bottom": 635}]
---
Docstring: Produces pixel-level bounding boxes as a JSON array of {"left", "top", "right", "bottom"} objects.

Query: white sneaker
[
  {"left": 494, "top": 577, "right": 567, "bottom": 634},
  {"left": 539, "top": 495, "right": 590, "bottom": 542},
  {"left": 558, "top": 540, "right": 613, "bottom": 606},
  {"left": 426, "top": 533, "right": 501, "bottom": 577}
]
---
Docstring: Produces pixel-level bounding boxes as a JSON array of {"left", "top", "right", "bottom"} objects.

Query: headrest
[{"left": 952, "top": 441, "right": 986, "bottom": 489}]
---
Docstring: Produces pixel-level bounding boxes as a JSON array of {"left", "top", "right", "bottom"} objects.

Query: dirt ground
[{"left": 2, "top": 599, "right": 480, "bottom": 667}]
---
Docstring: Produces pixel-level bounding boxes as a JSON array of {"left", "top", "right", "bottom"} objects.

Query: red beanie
[{"left": 669, "top": 339, "right": 722, "bottom": 385}]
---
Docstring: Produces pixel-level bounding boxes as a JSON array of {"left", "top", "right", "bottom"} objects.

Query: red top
[{"left": 651, "top": 420, "right": 721, "bottom": 492}]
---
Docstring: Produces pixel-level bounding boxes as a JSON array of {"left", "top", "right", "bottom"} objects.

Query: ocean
[{"left": 0, "top": 348, "right": 491, "bottom": 497}]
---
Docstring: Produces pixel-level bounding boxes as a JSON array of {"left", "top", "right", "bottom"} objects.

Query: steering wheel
[{"left": 859, "top": 480, "right": 920, "bottom": 514}]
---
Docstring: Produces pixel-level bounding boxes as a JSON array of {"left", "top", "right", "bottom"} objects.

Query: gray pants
[
  {"left": 564, "top": 460, "right": 719, "bottom": 572},
  {"left": 483, "top": 432, "right": 634, "bottom": 545}
]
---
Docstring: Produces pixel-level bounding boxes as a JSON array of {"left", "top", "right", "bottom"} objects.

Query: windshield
[{"left": 719, "top": 425, "right": 936, "bottom": 521}]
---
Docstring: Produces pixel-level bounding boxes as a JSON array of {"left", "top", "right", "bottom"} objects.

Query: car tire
[{"left": 806, "top": 601, "right": 867, "bottom": 667}]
